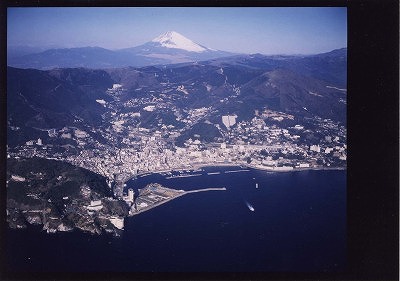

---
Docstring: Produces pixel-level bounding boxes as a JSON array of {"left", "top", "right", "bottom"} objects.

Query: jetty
[
  {"left": 185, "top": 187, "right": 227, "bottom": 194},
  {"left": 129, "top": 184, "right": 226, "bottom": 216}
]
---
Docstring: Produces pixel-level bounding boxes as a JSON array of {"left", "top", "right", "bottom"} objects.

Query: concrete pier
[{"left": 129, "top": 186, "right": 226, "bottom": 216}]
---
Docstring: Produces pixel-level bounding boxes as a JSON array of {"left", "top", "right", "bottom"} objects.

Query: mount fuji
[
  {"left": 8, "top": 31, "right": 236, "bottom": 69},
  {"left": 117, "top": 31, "right": 234, "bottom": 65},
  {"left": 151, "top": 31, "right": 211, "bottom": 52}
]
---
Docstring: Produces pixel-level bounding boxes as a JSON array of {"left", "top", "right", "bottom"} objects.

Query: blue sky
[{"left": 7, "top": 7, "right": 347, "bottom": 55}]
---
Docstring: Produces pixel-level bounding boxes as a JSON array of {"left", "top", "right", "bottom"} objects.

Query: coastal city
[
  {"left": 4, "top": 7, "right": 362, "bottom": 275},
  {"left": 8, "top": 84, "right": 347, "bottom": 200}
]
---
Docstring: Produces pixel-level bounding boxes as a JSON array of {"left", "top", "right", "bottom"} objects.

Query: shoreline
[
  {"left": 242, "top": 164, "right": 347, "bottom": 173},
  {"left": 128, "top": 163, "right": 346, "bottom": 183}
]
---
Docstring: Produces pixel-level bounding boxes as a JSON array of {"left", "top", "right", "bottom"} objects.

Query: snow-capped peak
[{"left": 151, "top": 31, "right": 207, "bottom": 53}]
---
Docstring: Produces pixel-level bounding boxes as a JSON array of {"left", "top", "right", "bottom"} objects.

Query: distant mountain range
[
  {"left": 7, "top": 31, "right": 235, "bottom": 69},
  {"left": 8, "top": 31, "right": 347, "bottom": 80}
]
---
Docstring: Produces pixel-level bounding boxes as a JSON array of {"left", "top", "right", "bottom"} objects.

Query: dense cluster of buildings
[{"left": 8, "top": 84, "right": 346, "bottom": 198}]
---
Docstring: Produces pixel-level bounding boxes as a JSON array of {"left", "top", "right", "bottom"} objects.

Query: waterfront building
[{"left": 128, "top": 188, "right": 135, "bottom": 202}]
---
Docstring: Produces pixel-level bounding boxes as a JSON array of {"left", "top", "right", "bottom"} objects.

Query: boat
[
  {"left": 225, "top": 169, "right": 250, "bottom": 173},
  {"left": 245, "top": 201, "right": 255, "bottom": 212},
  {"left": 255, "top": 183, "right": 258, "bottom": 188},
  {"left": 165, "top": 173, "right": 202, "bottom": 179}
]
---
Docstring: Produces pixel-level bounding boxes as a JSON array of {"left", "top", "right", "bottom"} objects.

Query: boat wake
[{"left": 245, "top": 201, "right": 255, "bottom": 212}]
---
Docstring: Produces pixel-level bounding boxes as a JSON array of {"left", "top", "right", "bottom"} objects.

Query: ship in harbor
[
  {"left": 207, "top": 172, "right": 221, "bottom": 175},
  {"left": 165, "top": 173, "right": 202, "bottom": 179}
]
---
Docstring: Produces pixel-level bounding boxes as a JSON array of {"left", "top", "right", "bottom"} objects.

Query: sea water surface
[{"left": 6, "top": 167, "right": 346, "bottom": 272}]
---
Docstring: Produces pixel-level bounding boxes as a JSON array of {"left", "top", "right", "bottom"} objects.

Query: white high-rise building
[
  {"left": 37, "top": 138, "right": 42, "bottom": 146},
  {"left": 128, "top": 188, "right": 135, "bottom": 202}
]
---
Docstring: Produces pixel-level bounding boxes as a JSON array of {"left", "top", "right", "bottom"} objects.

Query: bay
[{"left": 6, "top": 168, "right": 346, "bottom": 272}]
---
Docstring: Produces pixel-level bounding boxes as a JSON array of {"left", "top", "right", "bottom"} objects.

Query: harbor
[{"left": 129, "top": 184, "right": 227, "bottom": 216}]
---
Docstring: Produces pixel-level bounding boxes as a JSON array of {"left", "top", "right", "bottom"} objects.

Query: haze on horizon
[{"left": 7, "top": 7, "right": 347, "bottom": 55}]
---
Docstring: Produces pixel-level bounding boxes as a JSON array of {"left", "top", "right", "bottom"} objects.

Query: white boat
[
  {"left": 255, "top": 183, "right": 258, "bottom": 188},
  {"left": 207, "top": 172, "right": 220, "bottom": 175},
  {"left": 245, "top": 201, "right": 255, "bottom": 211}
]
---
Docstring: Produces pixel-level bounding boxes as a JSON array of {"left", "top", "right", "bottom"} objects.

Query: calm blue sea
[{"left": 6, "top": 168, "right": 346, "bottom": 272}]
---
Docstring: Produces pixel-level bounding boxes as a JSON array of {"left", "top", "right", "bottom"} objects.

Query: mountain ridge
[
  {"left": 8, "top": 31, "right": 346, "bottom": 71},
  {"left": 8, "top": 31, "right": 237, "bottom": 69},
  {"left": 7, "top": 47, "right": 346, "bottom": 147}
]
